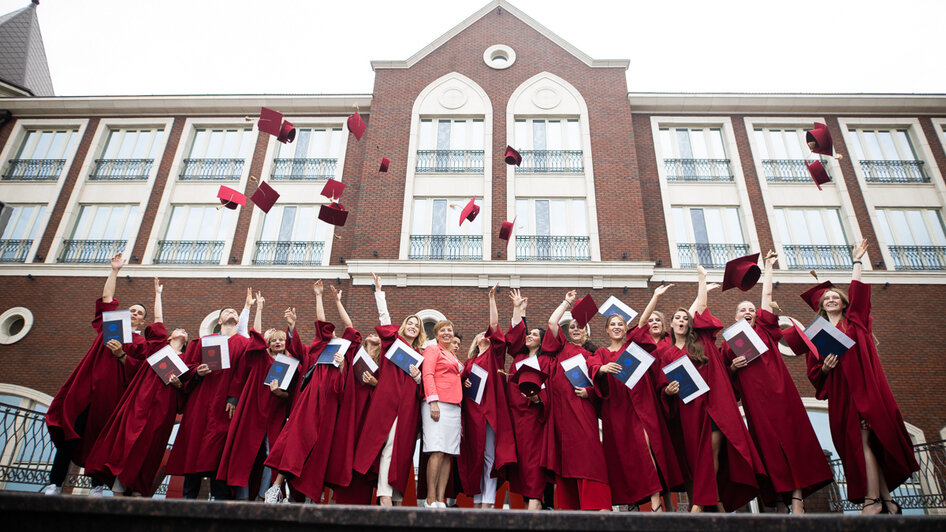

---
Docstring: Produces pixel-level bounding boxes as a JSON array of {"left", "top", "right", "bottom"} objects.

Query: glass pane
[
  {"left": 411, "top": 199, "right": 428, "bottom": 234},
  {"left": 28, "top": 206, "right": 47, "bottom": 240},
  {"left": 535, "top": 200, "right": 550, "bottom": 236},
  {"left": 471, "top": 120, "right": 484, "bottom": 150},
  {"left": 774, "top": 210, "right": 790, "bottom": 244},
  {"left": 806, "top": 210, "right": 829, "bottom": 245},
  {"left": 329, "top": 128, "right": 344, "bottom": 158},
  {"left": 295, "top": 129, "right": 313, "bottom": 159},
  {"left": 220, "top": 130, "right": 240, "bottom": 158},
  {"left": 197, "top": 207, "right": 217, "bottom": 241},
  {"left": 785, "top": 130, "right": 804, "bottom": 159},
  {"left": 825, "top": 210, "right": 847, "bottom": 244},
  {"left": 549, "top": 200, "right": 566, "bottom": 235},
  {"left": 515, "top": 199, "right": 530, "bottom": 234},
  {"left": 5, "top": 206, "right": 28, "bottom": 239},
  {"left": 703, "top": 208, "right": 723, "bottom": 242},
  {"left": 418, "top": 120, "right": 433, "bottom": 150},
  {"left": 33, "top": 131, "right": 53, "bottom": 159},
  {"left": 659, "top": 129, "right": 673, "bottom": 158},
  {"left": 875, "top": 210, "right": 894, "bottom": 244},
  {"left": 116, "top": 131, "right": 138, "bottom": 158},
  {"left": 724, "top": 208, "right": 744, "bottom": 244},
  {"left": 546, "top": 120, "right": 563, "bottom": 150},
  {"left": 293, "top": 206, "right": 315, "bottom": 241},
  {"left": 206, "top": 131, "right": 224, "bottom": 158},
  {"left": 532, "top": 120, "right": 547, "bottom": 151},
  {"left": 769, "top": 129, "right": 788, "bottom": 159},
  {"left": 676, "top": 129, "right": 693, "bottom": 159},
  {"left": 436, "top": 120, "right": 451, "bottom": 151},
  {"left": 431, "top": 199, "right": 446, "bottom": 235},
  {"left": 928, "top": 210, "right": 946, "bottom": 245},
  {"left": 238, "top": 129, "right": 254, "bottom": 158},
  {"left": 571, "top": 199, "right": 587, "bottom": 236},
  {"left": 278, "top": 206, "right": 296, "bottom": 242},
  {"left": 690, "top": 129, "right": 708, "bottom": 159},
  {"left": 896, "top": 130, "right": 918, "bottom": 160},
  {"left": 165, "top": 206, "right": 186, "bottom": 239},
  {"left": 450, "top": 120, "right": 466, "bottom": 150},
  {"left": 566, "top": 120, "right": 581, "bottom": 150},
  {"left": 87, "top": 206, "right": 112, "bottom": 239},
  {"left": 863, "top": 131, "right": 883, "bottom": 160},
  {"left": 120, "top": 206, "right": 139, "bottom": 240},
  {"left": 848, "top": 130, "right": 866, "bottom": 160},
  {"left": 671, "top": 207, "right": 688, "bottom": 242},
  {"left": 889, "top": 210, "right": 914, "bottom": 245},
  {"left": 102, "top": 130, "right": 120, "bottom": 158},
  {"left": 708, "top": 129, "right": 725, "bottom": 158},
  {"left": 690, "top": 208, "right": 708, "bottom": 244},
  {"left": 907, "top": 210, "right": 931, "bottom": 245},
  {"left": 190, "top": 130, "right": 208, "bottom": 157},
  {"left": 877, "top": 131, "right": 897, "bottom": 161},
  {"left": 753, "top": 129, "right": 769, "bottom": 159},
  {"left": 259, "top": 207, "right": 281, "bottom": 241},
  {"left": 149, "top": 130, "right": 165, "bottom": 159},
  {"left": 515, "top": 119, "right": 528, "bottom": 150}
]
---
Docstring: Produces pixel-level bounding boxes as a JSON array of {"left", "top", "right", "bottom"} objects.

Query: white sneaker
[
  {"left": 264, "top": 484, "right": 284, "bottom": 504},
  {"left": 42, "top": 484, "right": 61, "bottom": 496},
  {"left": 89, "top": 485, "right": 105, "bottom": 497},
  {"left": 435, "top": 501, "right": 447, "bottom": 508}
]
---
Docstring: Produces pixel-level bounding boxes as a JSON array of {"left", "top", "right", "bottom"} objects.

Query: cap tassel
[
  {"left": 769, "top": 301, "right": 782, "bottom": 314},
  {"left": 809, "top": 270, "right": 819, "bottom": 280}
]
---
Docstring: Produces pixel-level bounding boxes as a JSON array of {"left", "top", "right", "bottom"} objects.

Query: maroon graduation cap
[
  {"left": 277, "top": 121, "right": 296, "bottom": 144},
  {"left": 511, "top": 364, "right": 548, "bottom": 397},
  {"left": 217, "top": 185, "right": 246, "bottom": 210},
  {"left": 800, "top": 281, "right": 836, "bottom": 312},
  {"left": 721, "top": 253, "right": 761, "bottom": 292},
  {"left": 571, "top": 294, "right": 598, "bottom": 329},
  {"left": 347, "top": 112, "right": 367, "bottom": 140},
  {"left": 805, "top": 160, "right": 831, "bottom": 190},
  {"left": 499, "top": 218, "right": 516, "bottom": 241},
  {"left": 320, "top": 179, "right": 346, "bottom": 201},
  {"left": 379, "top": 157, "right": 390, "bottom": 173},
  {"left": 459, "top": 198, "right": 480, "bottom": 226},
  {"left": 257, "top": 107, "right": 296, "bottom": 144},
  {"left": 250, "top": 181, "right": 280, "bottom": 213},
  {"left": 504, "top": 145, "right": 522, "bottom": 166},
  {"left": 782, "top": 322, "right": 819, "bottom": 358},
  {"left": 806, "top": 123, "right": 834, "bottom": 156},
  {"left": 318, "top": 202, "right": 349, "bottom": 227}
]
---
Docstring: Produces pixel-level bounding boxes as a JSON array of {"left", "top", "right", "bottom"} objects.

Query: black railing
[
  {"left": 2, "top": 159, "right": 65, "bottom": 181},
  {"left": 677, "top": 242, "right": 750, "bottom": 268},
  {"left": 253, "top": 241, "right": 324, "bottom": 265},
  {"left": 270, "top": 158, "right": 337, "bottom": 180},
  {"left": 89, "top": 159, "right": 154, "bottom": 181},
  {"left": 514, "top": 150, "right": 583, "bottom": 174},
  {"left": 178, "top": 158, "right": 245, "bottom": 180},
  {"left": 0, "top": 240, "right": 33, "bottom": 262},
  {"left": 664, "top": 158, "right": 733, "bottom": 182},
  {"left": 415, "top": 150, "right": 484, "bottom": 173},
  {"left": 58, "top": 239, "right": 126, "bottom": 264},
  {"left": 761, "top": 159, "right": 819, "bottom": 183},
  {"left": 781, "top": 244, "right": 854, "bottom": 270},
  {"left": 409, "top": 235, "right": 482, "bottom": 260},
  {"left": 887, "top": 245, "right": 946, "bottom": 270},
  {"left": 154, "top": 240, "right": 225, "bottom": 265},
  {"left": 860, "top": 160, "right": 929, "bottom": 184},
  {"left": 515, "top": 235, "right": 591, "bottom": 261}
]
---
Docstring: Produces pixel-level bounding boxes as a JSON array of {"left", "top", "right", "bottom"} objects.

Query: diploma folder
[
  {"left": 353, "top": 347, "right": 379, "bottom": 383},
  {"left": 612, "top": 342, "right": 656, "bottom": 390},
  {"left": 662, "top": 355, "right": 710, "bottom": 404},
  {"left": 264, "top": 354, "right": 299, "bottom": 391},
  {"left": 200, "top": 334, "right": 230, "bottom": 371},
  {"left": 560, "top": 354, "right": 593, "bottom": 388},
  {"left": 315, "top": 338, "right": 352, "bottom": 367},
  {"left": 722, "top": 318, "right": 768, "bottom": 364},
  {"left": 464, "top": 363, "right": 488, "bottom": 404},
  {"left": 147, "top": 345, "right": 188, "bottom": 385},
  {"left": 804, "top": 316, "right": 855, "bottom": 359},
  {"left": 384, "top": 338, "right": 423, "bottom": 377},
  {"left": 597, "top": 296, "right": 639, "bottom": 325},
  {"left": 102, "top": 310, "right": 132, "bottom": 345}
]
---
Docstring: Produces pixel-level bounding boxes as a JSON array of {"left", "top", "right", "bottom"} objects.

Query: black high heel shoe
[
  {"left": 882, "top": 498, "right": 902, "bottom": 514},
  {"left": 789, "top": 496, "right": 805, "bottom": 515},
  {"left": 862, "top": 497, "right": 885, "bottom": 514}
]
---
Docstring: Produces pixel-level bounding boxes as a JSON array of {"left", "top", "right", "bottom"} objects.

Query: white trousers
[
  {"left": 472, "top": 424, "right": 497, "bottom": 505},
  {"left": 376, "top": 419, "right": 402, "bottom": 501}
]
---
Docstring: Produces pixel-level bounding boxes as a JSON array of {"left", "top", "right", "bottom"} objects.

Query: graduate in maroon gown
[
  {"left": 803, "top": 240, "right": 918, "bottom": 514},
  {"left": 44, "top": 253, "right": 165, "bottom": 496},
  {"left": 589, "top": 284, "right": 684, "bottom": 511},
  {"left": 659, "top": 265, "right": 766, "bottom": 512},
  {"left": 722, "top": 252, "right": 833, "bottom": 513},
  {"left": 540, "top": 291, "right": 611, "bottom": 511}
]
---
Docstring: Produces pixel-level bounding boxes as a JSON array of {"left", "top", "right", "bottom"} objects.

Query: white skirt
[{"left": 421, "top": 401, "right": 461, "bottom": 455}]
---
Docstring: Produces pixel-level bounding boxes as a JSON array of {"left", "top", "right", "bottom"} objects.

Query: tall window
[
  {"left": 2, "top": 129, "right": 79, "bottom": 181},
  {"left": 513, "top": 119, "right": 582, "bottom": 173},
  {"left": 658, "top": 127, "right": 732, "bottom": 182},
  {"left": 0, "top": 204, "right": 47, "bottom": 262},
  {"left": 0, "top": 392, "right": 51, "bottom": 492},
  {"left": 253, "top": 205, "right": 326, "bottom": 265},
  {"left": 90, "top": 128, "right": 165, "bottom": 180},
  {"left": 847, "top": 128, "right": 927, "bottom": 183},
  {"left": 271, "top": 127, "right": 344, "bottom": 180},
  {"left": 513, "top": 198, "right": 589, "bottom": 261},
  {"left": 774, "top": 208, "right": 851, "bottom": 269},
  {"left": 409, "top": 198, "right": 482, "bottom": 260},
  {"left": 179, "top": 128, "right": 253, "bottom": 180},
  {"left": 753, "top": 128, "right": 825, "bottom": 183},
  {"left": 875, "top": 208, "right": 946, "bottom": 270},
  {"left": 416, "top": 119, "right": 485, "bottom": 173},
  {"left": 59, "top": 204, "right": 139, "bottom": 263},
  {"left": 672, "top": 206, "right": 747, "bottom": 267},
  {"left": 156, "top": 205, "right": 236, "bottom": 264}
]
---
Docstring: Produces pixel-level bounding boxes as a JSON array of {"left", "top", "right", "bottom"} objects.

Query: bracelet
[
  {"left": 562, "top": 299, "right": 572, "bottom": 308},
  {"left": 118, "top": 353, "right": 126, "bottom": 360},
  {"left": 853, "top": 260, "right": 863, "bottom": 265}
]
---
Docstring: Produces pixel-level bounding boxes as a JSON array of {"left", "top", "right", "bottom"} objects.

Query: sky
[{"left": 5, "top": 0, "right": 945, "bottom": 96}]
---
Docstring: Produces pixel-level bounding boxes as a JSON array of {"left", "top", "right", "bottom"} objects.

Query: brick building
[{"left": 0, "top": 0, "right": 945, "bottom": 499}]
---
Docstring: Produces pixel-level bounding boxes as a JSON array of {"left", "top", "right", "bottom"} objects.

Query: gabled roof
[
  {"left": 370, "top": 0, "right": 629, "bottom": 71},
  {"left": 0, "top": 2, "right": 54, "bottom": 96}
]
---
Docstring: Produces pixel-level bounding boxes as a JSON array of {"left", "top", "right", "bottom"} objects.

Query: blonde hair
[
  {"left": 398, "top": 314, "right": 427, "bottom": 351},
  {"left": 565, "top": 319, "right": 589, "bottom": 347},
  {"left": 466, "top": 332, "right": 485, "bottom": 361},
  {"left": 816, "top": 287, "right": 850, "bottom": 321},
  {"left": 649, "top": 311, "right": 668, "bottom": 339}
]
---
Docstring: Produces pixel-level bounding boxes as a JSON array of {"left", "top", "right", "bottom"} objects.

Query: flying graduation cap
[
  {"left": 319, "top": 179, "right": 348, "bottom": 227},
  {"left": 249, "top": 181, "right": 280, "bottom": 213},
  {"left": 217, "top": 185, "right": 246, "bottom": 210},
  {"left": 459, "top": 198, "right": 480, "bottom": 226},
  {"left": 571, "top": 294, "right": 598, "bottom": 329},
  {"left": 721, "top": 253, "right": 761, "bottom": 292},
  {"left": 504, "top": 145, "right": 522, "bottom": 166},
  {"left": 257, "top": 107, "right": 296, "bottom": 144},
  {"left": 347, "top": 111, "right": 367, "bottom": 140},
  {"left": 805, "top": 122, "right": 841, "bottom": 158},
  {"left": 805, "top": 160, "right": 831, "bottom": 190},
  {"left": 379, "top": 156, "right": 391, "bottom": 172}
]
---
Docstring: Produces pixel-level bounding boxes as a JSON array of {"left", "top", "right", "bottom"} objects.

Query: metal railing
[
  {"left": 89, "top": 159, "right": 154, "bottom": 180},
  {"left": 253, "top": 241, "right": 324, "bottom": 265},
  {"left": 860, "top": 160, "right": 929, "bottom": 183},
  {"left": 677, "top": 242, "right": 750, "bottom": 268},
  {"left": 178, "top": 158, "right": 244, "bottom": 180},
  {"left": 270, "top": 158, "right": 337, "bottom": 180},
  {"left": 415, "top": 150, "right": 484, "bottom": 173},
  {"left": 664, "top": 158, "right": 733, "bottom": 182},
  {"left": 58, "top": 239, "right": 126, "bottom": 264},
  {"left": 409, "top": 235, "right": 482, "bottom": 260},
  {"left": 2, "top": 159, "right": 65, "bottom": 181},
  {"left": 761, "top": 159, "right": 819, "bottom": 183},
  {"left": 514, "top": 150, "right": 583, "bottom": 174},
  {"left": 781, "top": 244, "right": 853, "bottom": 270},
  {"left": 0, "top": 240, "right": 33, "bottom": 262},
  {"left": 515, "top": 235, "right": 591, "bottom": 261},
  {"left": 887, "top": 245, "right": 946, "bottom": 270},
  {"left": 154, "top": 240, "right": 225, "bottom": 265}
]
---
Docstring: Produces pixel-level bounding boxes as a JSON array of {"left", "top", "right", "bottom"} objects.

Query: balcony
[
  {"left": 663, "top": 158, "right": 733, "bottom": 182},
  {"left": 271, "top": 158, "right": 337, "bottom": 180},
  {"left": 415, "top": 150, "right": 484, "bottom": 173},
  {"left": 860, "top": 160, "right": 929, "bottom": 183},
  {"left": 515, "top": 235, "right": 591, "bottom": 261},
  {"left": 178, "top": 158, "right": 245, "bottom": 180},
  {"left": 887, "top": 245, "right": 946, "bottom": 270},
  {"left": 677, "top": 242, "right": 749, "bottom": 268},
  {"left": 409, "top": 235, "right": 482, "bottom": 260},
  {"left": 782, "top": 244, "right": 853, "bottom": 270},
  {"left": 253, "top": 241, "right": 324, "bottom": 265},
  {"left": 154, "top": 240, "right": 224, "bottom": 265},
  {"left": 514, "top": 150, "right": 583, "bottom": 174},
  {"left": 89, "top": 159, "right": 154, "bottom": 181},
  {"left": 2, "top": 159, "right": 65, "bottom": 181},
  {"left": 761, "top": 159, "right": 820, "bottom": 183},
  {"left": 0, "top": 240, "right": 33, "bottom": 263},
  {"left": 58, "top": 240, "right": 126, "bottom": 263}
]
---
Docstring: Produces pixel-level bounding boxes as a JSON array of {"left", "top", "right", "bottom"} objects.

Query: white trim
[
  {"left": 1, "top": 95, "right": 372, "bottom": 117},
  {"left": 483, "top": 44, "right": 516, "bottom": 70},
  {"left": 932, "top": 118, "right": 946, "bottom": 166},
  {"left": 199, "top": 311, "right": 221, "bottom": 337},
  {"left": 416, "top": 309, "right": 447, "bottom": 323},
  {"left": 650, "top": 267, "right": 946, "bottom": 285},
  {"left": 0, "top": 383, "right": 53, "bottom": 407},
  {"left": 628, "top": 93, "right": 946, "bottom": 115},
  {"left": 0, "top": 307, "right": 33, "bottom": 345}
]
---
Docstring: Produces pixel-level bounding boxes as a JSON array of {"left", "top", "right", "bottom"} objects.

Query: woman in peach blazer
[{"left": 421, "top": 320, "right": 463, "bottom": 508}]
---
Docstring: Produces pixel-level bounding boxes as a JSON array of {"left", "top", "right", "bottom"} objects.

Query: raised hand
[
  {"left": 488, "top": 282, "right": 498, "bottom": 299},
  {"left": 654, "top": 283, "right": 674, "bottom": 297},
  {"left": 853, "top": 239, "right": 869, "bottom": 260},
  {"left": 154, "top": 277, "right": 163, "bottom": 295},
  {"left": 371, "top": 272, "right": 383, "bottom": 292},
  {"left": 509, "top": 289, "right": 525, "bottom": 308},
  {"left": 110, "top": 252, "right": 125, "bottom": 271},
  {"left": 330, "top": 285, "right": 342, "bottom": 301},
  {"left": 696, "top": 264, "right": 707, "bottom": 277},
  {"left": 284, "top": 307, "right": 297, "bottom": 329},
  {"left": 245, "top": 287, "right": 255, "bottom": 308},
  {"left": 764, "top": 250, "right": 778, "bottom": 268},
  {"left": 313, "top": 280, "right": 324, "bottom": 297},
  {"left": 707, "top": 283, "right": 721, "bottom": 292},
  {"left": 564, "top": 290, "right": 577, "bottom": 305},
  {"left": 256, "top": 291, "right": 265, "bottom": 307}
]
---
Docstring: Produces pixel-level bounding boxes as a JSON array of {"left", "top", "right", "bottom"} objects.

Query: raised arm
[
  {"left": 234, "top": 287, "right": 253, "bottom": 338},
  {"left": 852, "top": 239, "right": 868, "bottom": 283},
  {"left": 760, "top": 251, "right": 777, "bottom": 311},
  {"left": 372, "top": 272, "right": 391, "bottom": 326},
  {"left": 509, "top": 289, "right": 526, "bottom": 327},
  {"left": 638, "top": 283, "right": 673, "bottom": 329},
  {"left": 314, "top": 280, "right": 326, "bottom": 322},
  {"left": 548, "top": 290, "right": 577, "bottom": 337},
  {"left": 488, "top": 282, "right": 499, "bottom": 330},
  {"left": 331, "top": 285, "right": 353, "bottom": 329},
  {"left": 153, "top": 277, "right": 164, "bottom": 324},
  {"left": 102, "top": 253, "right": 124, "bottom": 303},
  {"left": 253, "top": 291, "right": 264, "bottom": 332},
  {"left": 689, "top": 265, "right": 709, "bottom": 315}
]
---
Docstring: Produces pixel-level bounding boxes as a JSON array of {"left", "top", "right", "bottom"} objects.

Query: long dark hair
[
  {"left": 520, "top": 326, "right": 546, "bottom": 356},
  {"left": 673, "top": 308, "right": 706, "bottom": 366}
]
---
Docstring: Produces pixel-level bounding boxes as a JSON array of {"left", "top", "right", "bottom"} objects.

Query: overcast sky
[{"left": 6, "top": 0, "right": 945, "bottom": 96}]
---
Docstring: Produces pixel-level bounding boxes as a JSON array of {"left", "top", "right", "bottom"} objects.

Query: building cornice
[{"left": 628, "top": 92, "right": 946, "bottom": 115}]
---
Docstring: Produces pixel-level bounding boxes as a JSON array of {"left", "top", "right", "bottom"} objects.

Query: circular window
[
  {"left": 0, "top": 307, "right": 34, "bottom": 345},
  {"left": 483, "top": 44, "right": 516, "bottom": 70}
]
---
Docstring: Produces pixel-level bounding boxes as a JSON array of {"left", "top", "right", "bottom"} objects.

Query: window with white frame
[
  {"left": 658, "top": 127, "right": 732, "bottom": 182},
  {"left": 671, "top": 206, "right": 747, "bottom": 267},
  {"left": 156, "top": 205, "right": 236, "bottom": 265},
  {"left": 846, "top": 128, "right": 928, "bottom": 183},
  {"left": 1, "top": 129, "right": 80, "bottom": 181},
  {"left": 416, "top": 118, "right": 485, "bottom": 173},
  {"left": 253, "top": 205, "right": 327, "bottom": 266},
  {"left": 0, "top": 204, "right": 46, "bottom": 262},
  {"left": 774, "top": 208, "right": 851, "bottom": 270},
  {"left": 91, "top": 128, "right": 166, "bottom": 181},
  {"left": 179, "top": 128, "right": 254, "bottom": 181},
  {"left": 271, "top": 127, "right": 344, "bottom": 181},
  {"left": 59, "top": 204, "right": 139, "bottom": 263},
  {"left": 513, "top": 198, "right": 589, "bottom": 261},
  {"left": 409, "top": 198, "right": 482, "bottom": 260},
  {"left": 0, "top": 391, "right": 51, "bottom": 492},
  {"left": 875, "top": 208, "right": 946, "bottom": 270},
  {"left": 513, "top": 118, "right": 582, "bottom": 173},
  {"left": 753, "top": 128, "right": 825, "bottom": 183}
]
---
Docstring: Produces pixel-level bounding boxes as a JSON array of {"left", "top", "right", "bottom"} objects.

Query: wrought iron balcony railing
[
  {"left": 677, "top": 242, "right": 749, "bottom": 268},
  {"left": 664, "top": 158, "right": 734, "bottom": 182},
  {"left": 0, "top": 240, "right": 33, "bottom": 263},
  {"left": 515, "top": 235, "right": 591, "bottom": 261},
  {"left": 514, "top": 150, "right": 584, "bottom": 174},
  {"left": 178, "top": 158, "right": 245, "bottom": 180},
  {"left": 415, "top": 150, "right": 484, "bottom": 173},
  {"left": 253, "top": 241, "right": 324, "bottom": 265},
  {"left": 271, "top": 158, "right": 337, "bottom": 180},
  {"left": 781, "top": 244, "right": 854, "bottom": 270},
  {"left": 154, "top": 240, "right": 225, "bottom": 265},
  {"left": 89, "top": 158, "right": 154, "bottom": 181},
  {"left": 58, "top": 239, "right": 126, "bottom": 264},
  {"left": 409, "top": 235, "right": 482, "bottom": 260},
  {"left": 860, "top": 160, "right": 929, "bottom": 183},
  {"left": 762, "top": 159, "right": 821, "bottom": 183},
  {"left": 887, "top": 245, "right": 946, "bottom": 270},
  {"left": 2, "top": 159, "right": 65, "bottom": 181}
]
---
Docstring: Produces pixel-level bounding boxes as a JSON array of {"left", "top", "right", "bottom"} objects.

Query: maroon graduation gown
[
  {"left": 504, "top": 322, "right": 549, "bottom": 499},
  {"left": 805, "top": 281, "right": 918, "bottom": 503}
]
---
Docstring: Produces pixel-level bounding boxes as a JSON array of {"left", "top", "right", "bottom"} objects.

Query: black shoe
[
  {"left": 882, "top": 498, "right": 902, "bottom": 514},
  {"left": 862, "top": 497, "right": 885, "bottom": 514}
]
